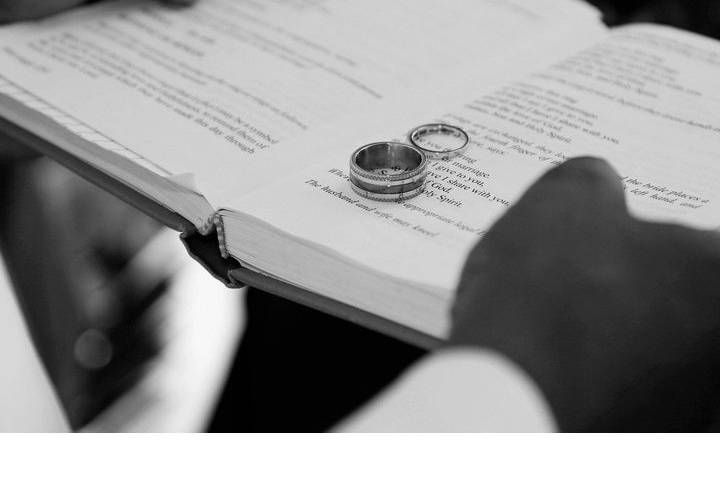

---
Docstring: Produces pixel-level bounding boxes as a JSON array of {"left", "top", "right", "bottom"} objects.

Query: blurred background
[{"left": 1, "top": 0, "right": 719, "bottom": 432}]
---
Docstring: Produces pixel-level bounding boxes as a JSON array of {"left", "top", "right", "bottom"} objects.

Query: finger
[
  {"left": 523, "top": 156, "right": 628, "bottom": 218},
  {"left": 0, "top": 0, "right": 85, "bottom": 24},
  {"left": 486, "top": 156, "right": 630, "bottom": 245},
  {"left": 459, "top": 156, "right": 629, "bottom": 275},
  {"left": 452, "top": 158, "right": 630, "bottom": 345}
]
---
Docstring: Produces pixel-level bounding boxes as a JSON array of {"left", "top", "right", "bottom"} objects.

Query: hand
[
  {"left": 450, "top": 156, "right": 720, "bottom": 431},
  {"left": 1, "top": 158, "right": 165, "bottom": 427}
]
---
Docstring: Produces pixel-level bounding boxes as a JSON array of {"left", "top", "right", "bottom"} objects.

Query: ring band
[
  {"left": 349, "top": 141, "right": 427, "bottom": 202},
  {"left": 409, "top": 123, "right": 469, "bottom": 161}
]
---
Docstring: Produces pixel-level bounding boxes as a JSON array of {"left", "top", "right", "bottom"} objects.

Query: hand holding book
[
  {"left": 4, "top": 0, "right": 720, "bottom": 432},
  {"left": 452, "top": 156, "right": 720, "bottom": 431}
]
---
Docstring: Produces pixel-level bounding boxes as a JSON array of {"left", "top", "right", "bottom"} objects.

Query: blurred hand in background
[{"left": 0, "top": 0, "right": 199, "bottom": 429}]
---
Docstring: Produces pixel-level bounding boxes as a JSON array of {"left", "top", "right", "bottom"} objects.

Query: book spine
[
  {"left": 180, "top": 213, "right": 243, "bottom": 288},
  {"left": 213, "top": 213, "right": 231, "bottom": 259},
  {"left": 197, "top": 211, "right": 230, "bottom": 259},
  {"left": 197, "top": 211, "right": 217, "bottom": 236}
]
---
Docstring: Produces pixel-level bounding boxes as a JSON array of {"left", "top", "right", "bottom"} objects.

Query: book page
[
  {"left": 0, "top": 0, "right": 601, "bottom": 206},
  {"left": 222, "top": 24, "right": 720, "bottom": 292}
]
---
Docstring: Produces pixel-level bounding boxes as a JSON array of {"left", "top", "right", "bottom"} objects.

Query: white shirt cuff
[{"left": 337, "top": 347, "right": 556, "bottom": 432}]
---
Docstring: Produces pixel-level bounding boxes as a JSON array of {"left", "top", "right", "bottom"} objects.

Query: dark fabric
[
  {"left": 588, "top": 0, "right": 720, "bottom": 38},
  {"left": 207, "top": 288, "right": 425, "bottom": 432},
  {"left": 181, "top": 230, "right": 243, "bottom": 288}
]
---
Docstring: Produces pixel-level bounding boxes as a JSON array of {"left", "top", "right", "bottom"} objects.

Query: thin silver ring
[
  {"left": 349, "top": 141, "right": 427, "bottom": 202},
  {"left": 409, "top": 123, "right": 469, "bottom": 161}
]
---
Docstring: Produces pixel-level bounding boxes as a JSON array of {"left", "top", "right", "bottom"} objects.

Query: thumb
[
  {"left": 457, "top": 156, "right": 630, "bottom": 291},
  {"left": 461, "top": 156, "right": 629, "bottom": 274},
  {"left": 519, "top": 156, "right": 628, "bottom": 221}
]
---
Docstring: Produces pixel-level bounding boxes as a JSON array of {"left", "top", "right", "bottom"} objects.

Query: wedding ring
[
  {"left": 349, "top": 141, "right": 427, "bottom": 202},
  {"left": 409, "top": 123, "right": 469, "bottom": 161}
]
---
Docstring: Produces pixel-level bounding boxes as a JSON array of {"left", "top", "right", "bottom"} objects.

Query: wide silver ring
[
  {"left": 349, "top": 141, "right": 427, "bottom": 202},
  {"left": 409, "top": 123, "right": 469, "bottom": 161}
]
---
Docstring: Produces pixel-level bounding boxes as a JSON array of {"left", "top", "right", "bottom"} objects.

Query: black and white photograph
[{"left": 2, "top": 1, "right": 720, "bottom": 459}]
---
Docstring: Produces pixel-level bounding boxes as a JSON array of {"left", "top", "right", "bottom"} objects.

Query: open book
[{"left": 2, "top": 0, "right": 720, "bottom": 345}]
